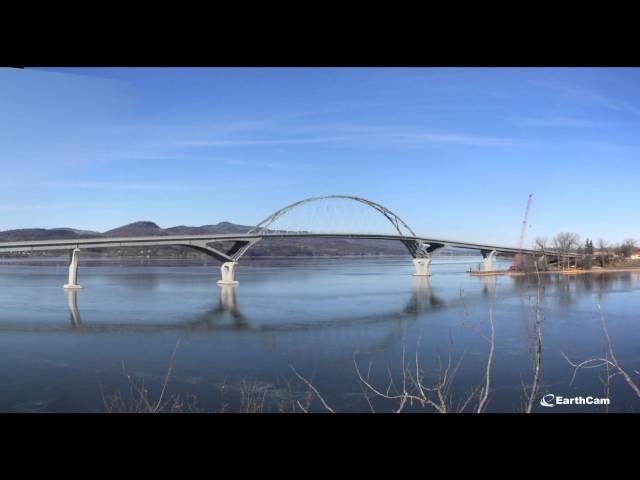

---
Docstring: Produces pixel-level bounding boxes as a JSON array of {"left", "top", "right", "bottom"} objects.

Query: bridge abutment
[
  {"left": 413, "top": 257, "right": 432, "bottom": 276},
  {"left": 64, "top": 248, "right": 83, "bottom": 289},
  {"left": 217, "top": 261, "right": 239, "bottom": 286}
]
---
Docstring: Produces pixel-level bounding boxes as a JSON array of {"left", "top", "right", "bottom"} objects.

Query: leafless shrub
[
  {"left": 348, "top": 316, "right": 494, "bottom": 414},
  {"left": 102, "top": 346, "right": 313, "bottom": 413},
  {"left": 562, "top": 304, "right": 640, "bottom": 404},
  {"left": 521, "top": 266, "right": 543, "bottom": 413},
  {"left": 239, "top": 378, "right": 271, "bottom": 413},
  {"left": 101, "top": 339, "right": 205, "bottom": 413},
  {"left": 353, "top": 348, "right": 470, "bottom": 413},
  {"left": 272, "top": 377, "right": 314, "bottom": 413}
]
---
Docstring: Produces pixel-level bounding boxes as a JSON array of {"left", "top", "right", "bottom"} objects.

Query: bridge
[{"left": 0, "top": 195, "right": 581, "bottom": 289}]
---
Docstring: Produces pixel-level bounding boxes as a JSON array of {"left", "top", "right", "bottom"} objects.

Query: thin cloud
[
  {"left": 0, "top": 202, "right": 125, "bottom": 213},
  {"left": 31, "top": 177, "right": 301, "bottom": 192},
  {"left": 532, "top": 80, "right": 640, "bottom": 116},
  {"left": 178, "top": 126, "right": 527, "bottom": 148},
  {"left": 385, "top": 131, "right": 527, "bottom": 147},
  {"left": 513, "top": 116, "right": 606, "bottom": 128},
  {"left": 40, "top": 181, "right": 198, "bottom": 191},
  {"left": 176, "top": 136, "right": 356, "bottom": 147}
]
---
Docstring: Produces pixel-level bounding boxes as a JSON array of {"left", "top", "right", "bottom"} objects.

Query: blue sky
[{"left": 1, "top": 67, "right": 638, "bottom": 246}]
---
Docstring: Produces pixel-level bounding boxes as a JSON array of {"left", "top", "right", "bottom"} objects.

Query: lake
[{"left": 0, "top": 256, "right": 639, "bottom": 413}]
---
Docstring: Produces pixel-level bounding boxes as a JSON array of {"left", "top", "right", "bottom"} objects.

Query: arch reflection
[{"left": 15, "top": 271, "right": 636, "bottom": 335}]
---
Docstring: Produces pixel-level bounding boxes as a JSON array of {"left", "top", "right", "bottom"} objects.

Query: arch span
[
  {"left": 248, "top": 195, "right": 418, "bottom": 237},
  {"left": 235, "top": 195, "right": 431, "bottom": 262}
]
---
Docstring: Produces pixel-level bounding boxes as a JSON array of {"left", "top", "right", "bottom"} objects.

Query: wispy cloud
[
  {"left": 0, "top": 202, "right": 120, "bottom": 213},
  {"left": 177, "top": 125, "right": 528, "bottom": 148},
  {"left": 39, "top": 181, "right": 199, "bottom": 191},
  {"left": 532, "top": 80, "right": 640, "bottom": 116},
  {"left": 28, "top": 176, "right": 301, "bottom": 192},
  {"left": 176, "top": 136, "right": 356, "bottom": 147},
  {"left": 512, "top": 116, "right": 606, "bottom": 128},
  {"left": 384, "top": 130, "right": 526, "bottom": 146}
]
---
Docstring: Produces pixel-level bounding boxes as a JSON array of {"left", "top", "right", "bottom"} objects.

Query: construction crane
[
  {"left": 519, "top": 193, "right": 533, "bottom": 250},
  {"left": 512, "top": 194, "right": 533, "bottom": 270}
]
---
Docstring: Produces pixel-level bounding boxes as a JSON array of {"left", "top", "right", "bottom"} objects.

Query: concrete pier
[
  {"left": 413, "top": 257, "right": 432, "bottom": 276},
  {"left": 217, "top": 261, "right": 239, "bottom": 286},
  {"left": 482, "top": 249, "right": 497, "bottom": 272},
  {"left": 63, "top": 248, "right": 83, "bottom": 289}
]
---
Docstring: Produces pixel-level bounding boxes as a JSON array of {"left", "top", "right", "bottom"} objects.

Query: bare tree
[
  {"left": 597, "top": 239, "right": 608, "bottom": 267},
  {"left": 535, "top": 237, "right": 548, "bottom": 251},
  {"left": 553, "top": 232, "right": 580, "bottom": 269},
  {"left": 620, "top": 238, "right": 638, "bottom": 258},
  {"left": 533, "top": 237, "right": 549, "bottom": 271}
]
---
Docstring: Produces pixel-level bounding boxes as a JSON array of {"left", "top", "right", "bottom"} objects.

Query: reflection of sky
[{"left": 0, "top": 257, "right": 638, "bottom": 412}]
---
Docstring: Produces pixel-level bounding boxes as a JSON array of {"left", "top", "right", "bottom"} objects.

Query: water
[{"left": 0, "top": 256, "right": 639, "bottom": 413}]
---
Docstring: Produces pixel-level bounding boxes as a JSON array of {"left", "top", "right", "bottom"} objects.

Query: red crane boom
[
  {"left": 518, "top": 194, "right": 533, "bottom": 250},
  {"left": 512, "top": 194, "right": 533, "bottom": 271}
]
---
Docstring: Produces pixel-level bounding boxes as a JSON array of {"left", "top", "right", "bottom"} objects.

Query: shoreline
[{"left": 471, "top": 267, "right": 640, "bottom": 276}]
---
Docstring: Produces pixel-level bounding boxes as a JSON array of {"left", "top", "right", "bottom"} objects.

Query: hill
[{"left": 0, "top": 221, "right": 473, "bottom": 257}]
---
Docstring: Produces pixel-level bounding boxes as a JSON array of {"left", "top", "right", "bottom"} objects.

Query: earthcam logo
[{"left": 540, "top": 393, "right": 610, "bottom": 407}]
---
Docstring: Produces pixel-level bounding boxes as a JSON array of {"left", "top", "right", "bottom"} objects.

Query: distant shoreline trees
[
  {"left": 619, "top": 238, "right": 638, "bottom": 258},
  {"left": 532, "top": 234, "right": 638, "bottom": 270}
]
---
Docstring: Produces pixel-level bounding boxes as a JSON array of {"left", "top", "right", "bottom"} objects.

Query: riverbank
[{"left": 471, "top": 266, "right": 640, "bottom": 277}]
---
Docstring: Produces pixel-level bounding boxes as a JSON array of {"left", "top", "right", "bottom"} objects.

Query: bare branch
[
  {"left": 290, "top": 366, "right": 335, "bottom": 413},
  {"left": 476, "top": 305, "right": 495, "bottom": 413},
  {"left": 155, "top": 338, "right": 181, "bottom": 412},
  {"left": 561, "top": 304, "right": 640, "bottom": 401}
]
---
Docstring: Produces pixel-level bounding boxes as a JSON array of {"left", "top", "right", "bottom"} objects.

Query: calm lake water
[{"left": 0, "top": 256, "right": 639, "bottom": 413}]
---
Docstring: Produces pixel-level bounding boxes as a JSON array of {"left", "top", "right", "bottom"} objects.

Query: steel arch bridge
[
  {"left": 246, "top": 195, "right": 432, "bottom": 259},
  {"left": 249, "top": 195, "right": 417, "bottom": 236},
  {"left": 0, "top": 194, "right": 582, "bottom": 288}
]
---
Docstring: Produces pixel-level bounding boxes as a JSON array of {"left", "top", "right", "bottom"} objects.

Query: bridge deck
[{"left": 0, "top": 232, "right": 577, "bottom": 257}]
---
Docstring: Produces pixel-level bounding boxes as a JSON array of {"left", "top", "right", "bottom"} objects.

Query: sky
[{"left": 0, "top": 67, "right": 638, "bottom": 247}]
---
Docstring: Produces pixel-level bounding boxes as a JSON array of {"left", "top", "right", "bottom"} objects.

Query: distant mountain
[
  {"left": 164, "top": 222, "right": 253, "bottom": 236},
  {"left": 0, "top": 221, "right": 477, "bottom": 257},
  {"left": 104, "top": 221, "right": 166, "bottom": 237},
  {"left": 53, "top": 228, "right": 104, "bottom": 237}
]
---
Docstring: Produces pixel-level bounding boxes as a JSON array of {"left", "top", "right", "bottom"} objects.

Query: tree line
[{"left": 534, "top": 234, "right": 638, "bottom": 268}]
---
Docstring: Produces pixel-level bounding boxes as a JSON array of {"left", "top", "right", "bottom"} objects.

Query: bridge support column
[
  {"left": 413, "top": 257, "right": 432, "bottom": 276},
  {"left": 537, "top": 254, "right": 546, "bottom": 270},
  {"left": 64, "top": 248, "right": 83, "bottom": 289},
  {"left": 66, "top": 289, "right": 82, "bottom": 329},
  {"left": 482, "top": 249, "right": 497, "bottom": 272},
  {"left": 217, "top": 261, "right": 239, "bottom": 286}
]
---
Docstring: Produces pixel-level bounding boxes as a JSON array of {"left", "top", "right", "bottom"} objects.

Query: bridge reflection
[
  {"left": 52, "top": 276, "right": 446, "bottom": 333},
  {"left": 187, "top": 285, "right": 250, "bottom": 330},
  {"left": 66, "top": 289, "right": 82, "bottom": 329},
  {"left": 14, "top": 270, "right": 640, "bottom": 335}
]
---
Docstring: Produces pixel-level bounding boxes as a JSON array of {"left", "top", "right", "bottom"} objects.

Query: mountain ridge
[{"left": 0, "top": 221, "right": 476, "bottom": 257}]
